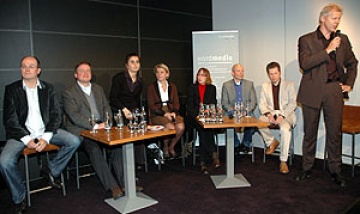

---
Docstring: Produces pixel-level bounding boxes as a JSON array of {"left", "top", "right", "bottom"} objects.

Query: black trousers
[
  {"left": 82, "top": 138, "right": 124, "bottom": 190},
  {"left": 194, "top": 122, "right": 216, "bottom": 163}
]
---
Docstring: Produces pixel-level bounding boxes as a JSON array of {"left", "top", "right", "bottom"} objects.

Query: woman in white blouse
[{"left": 146, "top": 63, "right": 185, "bottom": 159}]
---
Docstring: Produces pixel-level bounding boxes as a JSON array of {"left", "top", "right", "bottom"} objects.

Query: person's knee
[
  {"left": 67, "top": 135, "right": 81, "bottom": 149},
  {"left": 0, "top": 154, "right": 14, "bottom": 171},
  {"left": 73, "top": 136, "right": 81, "bottom": 148},
  {"left": 177, "top": 123, "right": 185, "bottom": 132},
  {"left": 280, "top": 125, "right": 291, "bottom": 133}
]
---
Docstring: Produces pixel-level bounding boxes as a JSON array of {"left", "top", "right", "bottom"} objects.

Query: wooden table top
[
  {"left": 81, "top": 127, "right": 176, "bottom": 146},
  {"left": 197, "top": 116, "right": 269, "bottom": 129}
]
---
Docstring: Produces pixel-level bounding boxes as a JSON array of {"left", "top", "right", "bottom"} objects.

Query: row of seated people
[
  {"left": 1, "top": 5, "right": 353, "bottom": 212},
  {"left": 148, "top": 61, "right": 296, "bottom": 176},
  {"left": 0, "top": 54, "right": 293, "bottom": 214}
]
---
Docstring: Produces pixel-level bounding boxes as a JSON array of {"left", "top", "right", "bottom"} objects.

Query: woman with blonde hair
[{"left": 147, "top": 63, "right": 185, "bottom": 158}]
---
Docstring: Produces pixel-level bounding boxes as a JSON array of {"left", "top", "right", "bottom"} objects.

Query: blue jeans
[
  {"left": 234, "top": 128, "right": 254, "bottom": 148},
  {"left": 0, "top": 129, "right": 80, "bottom": 204}
]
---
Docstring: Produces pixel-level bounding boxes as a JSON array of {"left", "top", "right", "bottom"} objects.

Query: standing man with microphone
[{"left": 295, "top": 3, "right": 358, "bottom": 187}]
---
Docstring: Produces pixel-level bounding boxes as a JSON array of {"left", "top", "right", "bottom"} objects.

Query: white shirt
[
  {"left": 21, "top": 80, "right": 53, "bottom": 145},
  {"left": 77, "top": 81, "right": 100, "bottom": 129},
  {"left": 157, "top": 80, "right": 169, "bottom": 106},
  {"left": 77, "top": 81, "right": 92, "bottom": 95}
]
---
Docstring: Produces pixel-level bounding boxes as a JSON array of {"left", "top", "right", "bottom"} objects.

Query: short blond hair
[
  {"left": 319, "top": 3, "right": 343, "bottom": 24},
  {"left": 154, "top": 63, "right": 170, "bottom": 76}
]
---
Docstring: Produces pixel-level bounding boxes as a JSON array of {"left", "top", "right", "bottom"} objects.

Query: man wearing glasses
[{"left": 0, "top": 56, "right": 80, "bottom": 213}]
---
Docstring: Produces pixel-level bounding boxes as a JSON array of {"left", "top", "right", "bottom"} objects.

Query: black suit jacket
[
  {"left": 186, "top": 83, "right": 217, "bottom": 120},
  {"left": 109, "top": 71, "right": 143, "bottom": 112},
  {"left": 3, "top": 80, "right": 61, "bottom": 141}
]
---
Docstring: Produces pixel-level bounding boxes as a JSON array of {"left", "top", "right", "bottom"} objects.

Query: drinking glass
[
  {"left": 127, "top": 112, "right": 135, "bottom": 134},
  {"left": 240, "top": 101, "right": 246, "bottom": 118},
  {"left": 114, "top": 110, "right": 124, "bottom": 129},
  {"left": 216, "top": 104, "right": 223, "bottom": 123},
  {"left": 234, "top": 102, "right": 241, "bottom": 123},
  {"left": 204, "top": 104, "right": 211, "bottom": 123},
  {"left": 245, "top": 100, "right": 251, "bottom": 117},
  {"left": 132, "top": 108, "right": 140, "bottom": 133},
  {"left": 210, "top": 104, "right": 217, "bottom": 123},
  {"left": 199, "top": 103, "right": 205, "bottom": 122},
  {"left": 89, "top": 115, "right": 97, "bottom": 133},
  {"left": 104, "top": 111, "right": 112, "bottom": 133}
]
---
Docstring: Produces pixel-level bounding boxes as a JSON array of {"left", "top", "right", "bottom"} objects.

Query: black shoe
[
  {"left": 170, "top": 152, "right": 180, "bottom": 160},
  {"left": 14, "top": 200, "right": 26, "bottom": 214},
  {"left": 136, "top": 164, "right": 145, "bottom": 171},
  {"left": 200, "top": 162, "right": 209, "bottom": 175},
  {"left": 234, "top": 146, "right": 240, "bottom": 155},
  {"left": 163, "top": 153, "right": 170, "bottom": 160},
  {"left": 330, "top": 172, "right": 346, "bottom": 188},
  {"left": 295, "top": 170, "right": 312, "bottom": 181},
  {"left": 41, "top": 166, "right": 62, "bottom": 189},
  {"left": 239, "top": 145, "right": 251, "bottom": 155}
]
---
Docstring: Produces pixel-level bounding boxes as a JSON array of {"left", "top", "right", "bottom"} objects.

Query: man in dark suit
[
  {"left": 0, "top": 56, "right": 81, "bottom": 213},
  {"left": 296, "top": 3, "right": 358, "bottom": 187},
  {"left": 62, "top": 61, "right": 142, "bottom": 201}
]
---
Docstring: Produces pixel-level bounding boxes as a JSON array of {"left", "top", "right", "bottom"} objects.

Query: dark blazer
[
  {"left": 3, "top": 80, "right": 61, "bottom": 141},
  {"left": 109, "top": 71, "right": 143, "bottom": 112},
  {"left": 297, "top": 29, "right": 358, "bottom": 108},
  {"left": 62, "top": 83, "right": 112, "bottom": 136},
  {"left": 146, "top": 81, "right": 180, "bottom": 116},
  {"left": 187, "top": 83, "right": 217, "bottom": 120}
]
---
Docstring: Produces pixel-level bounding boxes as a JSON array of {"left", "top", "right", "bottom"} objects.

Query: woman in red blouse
[{"left": 187, "top": 68, "right": 220, "bottom": 174}]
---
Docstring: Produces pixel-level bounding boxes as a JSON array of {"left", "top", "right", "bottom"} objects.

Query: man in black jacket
[{"left": 0, "top": 56, "right": 81, "bottom": 213}]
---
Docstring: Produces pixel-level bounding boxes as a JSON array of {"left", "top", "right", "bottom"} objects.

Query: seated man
[
  {"left": 0, "top": 56, "right": 81, "bottom": 214},
  {"left": 258, "top": 62, "right": 296, "bottom": 174},
  {"left": 221, "top": 63, "right": 257, "bottom": 154},
  {"left": 62, "top": 61, "right": 142, "bottom": 201}
]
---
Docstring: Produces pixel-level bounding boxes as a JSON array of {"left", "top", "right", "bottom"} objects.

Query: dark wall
[{"left": 0, "top": 0, "right": 212, "bottom": 141}]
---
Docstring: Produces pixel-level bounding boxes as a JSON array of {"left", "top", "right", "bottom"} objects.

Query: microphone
[
  {"left": 335, "top": 29, "right": 341, "bottom": 37},
  {"left": 333, "top": 30, "right": 341, "bottom": 54}
]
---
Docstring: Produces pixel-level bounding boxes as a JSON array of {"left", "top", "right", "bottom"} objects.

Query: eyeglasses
[
  {"left": 197, "top": 73, "right": 207, "bottom": 77},
  {"left": 21, "top": 65, "right": 38, "bottom": 70}
]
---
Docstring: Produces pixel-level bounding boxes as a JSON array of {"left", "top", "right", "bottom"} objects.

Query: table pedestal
[
  {"left": 105, "top": 143, "right": 157, "bottom": 213},
  {"left": 210, "top": 128, "right": 251, "bottom": 189}
]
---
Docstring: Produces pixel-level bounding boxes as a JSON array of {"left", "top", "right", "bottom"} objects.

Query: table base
[
  {"left": 211, "top": 173, "right": 251, "bottom": 189},
  {"left": 105, "top": 193, "right": 158, "bottom": 213}
]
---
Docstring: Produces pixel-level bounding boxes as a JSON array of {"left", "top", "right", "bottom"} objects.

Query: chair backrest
[{"left": 342, "top": 105, "right": 360, "bottom": 134}]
